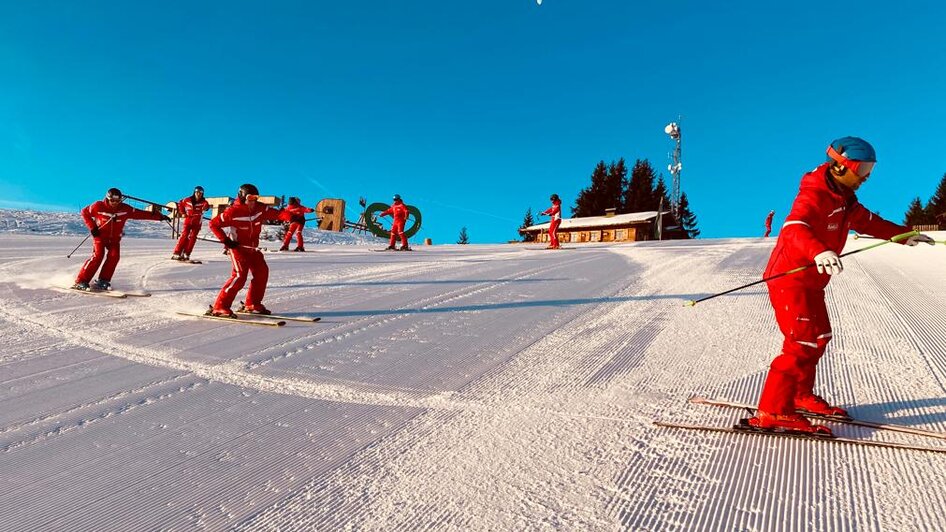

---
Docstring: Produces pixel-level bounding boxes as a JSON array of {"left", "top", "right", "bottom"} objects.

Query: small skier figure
[
  {"left": 541, "top": 194, "right": 562, "bottom": 249},
  {"left": 381, "top": 194, "right": 411, "bottom": 251},
  {"left": 750, "top": 137, "right": 934, "bottom": 435},
  {"left": 207, "top": 184, "right": 284, "bottom": 316},
  {"left": 171, "top": 185, "right": 211, "bottom": 261},
  {"left": 73, "top": 188, "right": 170, "bottom": 291},
  {"left": 763, "top": 210, "right": 775, "bottom": 238},
  {"left": 279, "top": 197, "right": 315, "bottom": 252}
]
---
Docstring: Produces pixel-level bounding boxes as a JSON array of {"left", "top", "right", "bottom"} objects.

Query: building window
[{"left": 615, "top": 229, "right": 626, "bottom": 240}]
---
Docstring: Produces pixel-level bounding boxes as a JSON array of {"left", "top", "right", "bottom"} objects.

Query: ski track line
[{"left": 238, "top": 252, "right": 599, "bottom": 372}]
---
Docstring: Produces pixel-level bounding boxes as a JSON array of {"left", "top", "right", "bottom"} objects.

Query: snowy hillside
[
  {"left": 0, "top": 208, "right": 386, "bottom": 247},
  {"left": 1, "top": 233, "right": 945, "bottom": 531}
]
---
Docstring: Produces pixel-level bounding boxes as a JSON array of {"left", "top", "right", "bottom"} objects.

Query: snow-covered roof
[{"left": 522, "top": 211, "right": 662, "bottom": 232}]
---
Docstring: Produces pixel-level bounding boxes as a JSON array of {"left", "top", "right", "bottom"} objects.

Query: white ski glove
[
  {"left": 905, "top": 233, "right": 935, "bottom": 246},
  {"left": 814, "top": 250, "right": 843, "bottom": 275}
]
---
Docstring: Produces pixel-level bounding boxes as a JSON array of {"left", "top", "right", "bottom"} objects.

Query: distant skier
[
  {"left": 751, "top": 137, "right": 934, "bottom": 435},
  {"left": 171, "top": 185, "right": 211, "bottom": 261},
  {"left": 73, "top": 188, "right": 170, "bottom": 291},
  {"left": 207, "top": 184, "right": 284, "bottom": 316},
  {"left": 380, "top": 194, "right": 411, "bottom": 251},
  {"left": 541, "top": 194, "right": 562, "bottom": 249},
  {"left": 763, "top": 210, "right": 775, "bottom": 238},
  {"left": 278, "top": 197, "right": 315, "bottom": 252}
]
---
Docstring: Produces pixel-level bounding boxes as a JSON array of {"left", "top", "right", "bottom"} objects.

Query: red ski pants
[
  {"left": 75, "top": 238, "right": 121, "bottom": 284},
  {"left": 757, "top": 287, "right": 832, "bottom": 414},
  {"left": 389, "top": 220, "right": 407, "bottom": 247},
  {"left": 548, "top": 218, "right": 561, "bottom": 248},
  {"left": 173, "top": 218, "right": 202, "bottom": 256},
  {"left": 213, "top": 248, "right": 269, "bottom": 311},
  {"left": 282, "top": 222, "right": 305, "bottom": 249}
]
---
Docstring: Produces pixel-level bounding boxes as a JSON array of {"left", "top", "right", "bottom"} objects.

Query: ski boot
[
  {"left": 72, "top": 282, "right": 91, "bottom": 291},
  {"left": 171, "top": 254, "right": 181, "bottom": 260},
  {"left": 795, "top": 394, "right": 850, "bottom": 419},
  {"left": 242, "top": 303, "right": 271, "bottom": 315},
  {"left": 385, "top": 245, "right": 397, "bottom": 250},
  {"left": 208, "top": 306, "right": 237, "bottom": 318},
  {"left": 92, "top": 279, "right": 111, "bottom": 291},
  {"left": 746, "top": 411, "right": 832, "bottom": 436},
  {"left": 279, "top": 245, "right": 289, "bottom": 252},
  {"left": 400, "top": 246, "right": 411, "bottom": 251},
  {"left": 293, "top": 246, "right": 305, "bottom": 252}
]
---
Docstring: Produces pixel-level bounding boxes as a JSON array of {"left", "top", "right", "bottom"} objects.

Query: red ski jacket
[
  {"left": 209, "top": 199, "right": 283, "bottom": 248},
  {"left": 280, "top": 204, "right": 315, "bottom": 225},
  {"left": 542, "top": 201, "right": 562, "bottom": 220},
  {"left": 81, "top": 200, "right": 165, "bottom": 241},
  {"left": 381, "top": 202, "right": 409, "bottom": 223},
  {"left": 764, "top": 163, "right": 907, "bottom": 290},
  {"left": 177, "top": 196, "right": 211, "bottom": 221}
]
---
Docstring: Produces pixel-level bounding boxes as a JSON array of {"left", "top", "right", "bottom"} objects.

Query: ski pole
[
  {"left": 854, "top": 232, "right": 946, "bottom": 244},
  {"left": 684, "top": 230, "right": 919, "bottom": 307},
  {"left": 66, "top": 215, "right": 116, "bottom": 258},
  {"left": 121, "top": 193, "right": 173, "bottom": 211}
]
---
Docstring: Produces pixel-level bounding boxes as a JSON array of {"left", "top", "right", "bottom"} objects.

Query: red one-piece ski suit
[
  {"left": 208, "top": 199, "right": 283, "bottom": 312},
  {"left": 75, "top": 200, "right": 166, "bottom": 284},
  {"left": 542, "top": 200, "right": 562, "bottom": 248},
  {"left": 173, "top": 195, "right": 211, "bottom": 257},
  {"left": 757, "top": 163, "right": 908, "bottom": 415},
  {"left": 280, "top": 204, "right": 315, "bottom": 250},
  {"left": 381, "top": 201, "right": 410, "bottom": 248}
]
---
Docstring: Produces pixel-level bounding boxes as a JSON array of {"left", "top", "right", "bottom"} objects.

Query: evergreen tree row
[{"left": 904, "top": 172, "right": 946, "bottom": 227}]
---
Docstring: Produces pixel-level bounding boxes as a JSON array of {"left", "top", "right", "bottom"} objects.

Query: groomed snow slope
[{"left": 1, "top": 233, "right": 945, "bottom": 531}]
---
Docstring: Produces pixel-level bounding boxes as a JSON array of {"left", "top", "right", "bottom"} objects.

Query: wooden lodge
[{"left": 519, "top": 209, "right": 686, "bottom": 244}]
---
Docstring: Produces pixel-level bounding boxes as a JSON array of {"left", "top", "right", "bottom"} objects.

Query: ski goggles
[
  {"left": 827, "top": 145, "right": 875, "bottom": 178},
  {"left": 244, "top": 194, "right": 260, "bottom": 202}
]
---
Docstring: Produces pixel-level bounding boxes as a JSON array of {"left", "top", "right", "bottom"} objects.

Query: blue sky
[{"left": 2, "top": 1, "right": 945, "bottom": 244}]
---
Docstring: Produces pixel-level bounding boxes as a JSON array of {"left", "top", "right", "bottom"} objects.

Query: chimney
[{"left": 604, "top": 208, "right": 617, "bottom": 218}]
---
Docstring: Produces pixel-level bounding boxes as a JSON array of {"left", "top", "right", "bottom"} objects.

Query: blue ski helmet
[{"left": 827, "top": 137, "right": 876, "bottom": 163}]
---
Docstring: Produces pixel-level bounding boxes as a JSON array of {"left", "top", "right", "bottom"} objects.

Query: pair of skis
[
  {"left": 57, "top": 286, "right": 151, "bottom": 299},
  {"left": 175, "top": 306, "right": 321, "bottom": 327},
  {"left": 655, "top": 396, "right": 946, "bottom": 454}
]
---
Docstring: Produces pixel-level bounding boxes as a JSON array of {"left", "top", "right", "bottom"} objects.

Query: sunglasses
[{"left": 827, "top": 145, "right": 875, "bottom": 178}]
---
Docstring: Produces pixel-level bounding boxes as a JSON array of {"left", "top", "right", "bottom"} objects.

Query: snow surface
[{"left": 2, "top": 227, "right": 946, "bottom": 531}]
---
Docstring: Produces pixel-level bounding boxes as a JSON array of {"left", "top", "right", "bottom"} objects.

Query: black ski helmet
[
  {"left": 105, "top": 188, "right": 123, "bottom": 202},
  {"left": 194, "top": 186, "right": 204, "bottom": 195},
  {"left": 393, "top": 194, "right": 402, "bottom": 202},
  {"left": 238, "top": 183, "right": 259, "bottom": 200},
  {"left": 288, "top": 196, "right": 300, "bottom": 206},
  {"left": 550, "top": 193, "right": 560, "bottom": 202}
]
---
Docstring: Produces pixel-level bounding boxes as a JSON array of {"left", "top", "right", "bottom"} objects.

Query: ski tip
[{"left": 683, "top": 300, "right": 696, "bottom": 307}]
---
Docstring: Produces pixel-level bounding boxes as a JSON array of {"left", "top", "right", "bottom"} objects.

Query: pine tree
[
  {"left": 604, "top": 158, "right": 627, "bottom": 213},
  {"left": 519, "top": 208, "right": 536, "bottom": 242},
  {"left": 572, "top": 161, "right": 611, "bottom": 217},
  {"left": 677, "top": 192, "right": 700, "bottom": 238},
  {"left": 904, "top": 197, "right": 928, "bottom": 227},
  {"left": 623, "top": 159, "right": 659, "bottom": 213},
  {"left": 924, "top": 172, "right": 946, "bottom": 225},
  {"left": 652, "top": 175, "right": 671, "bottom": 212},
  {"left": 457, "top": 226, "right": 469, "bottom": 245}
]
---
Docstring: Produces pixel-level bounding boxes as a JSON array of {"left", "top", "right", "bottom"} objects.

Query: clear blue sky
[{"left": 2, "top": 1, "right": 945, "bottom": 244}]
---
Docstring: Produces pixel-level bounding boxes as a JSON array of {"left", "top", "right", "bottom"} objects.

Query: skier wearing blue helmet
[{"left": 748, "top": 136, "right": 935, "bottom": 436}]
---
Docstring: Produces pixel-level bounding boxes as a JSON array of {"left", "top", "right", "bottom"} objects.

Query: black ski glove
[
  {"left": 222, "top": 237, "right": 240, "bottom": 249},
  {"left": 90, "top": 226, "right": 100, "bottom": 237}
]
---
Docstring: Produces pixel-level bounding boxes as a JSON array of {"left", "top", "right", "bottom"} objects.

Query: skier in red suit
[
  {"left": 171, "top": 185, "right": 211, "bottom": 261},
  {"left": 278, "top": 197, "right": 315, "bottom": 252},
  {"left": 541, "top": 194, "right": 562, "bottom": 249},
  {"left": 73, "top": 188, "right": 170, "bottom": 291},
  {"left": 763, "top": 210, "right": 775, "bottom": 238},
  {"left": 751, "top": 137, "right": 934, "bottom": 435},
  {"left": 208, "top": 184, "right": 284, "bottom": 316},
  {"left": 380, "top": 194, "right": 410, "bottom": 250}
]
